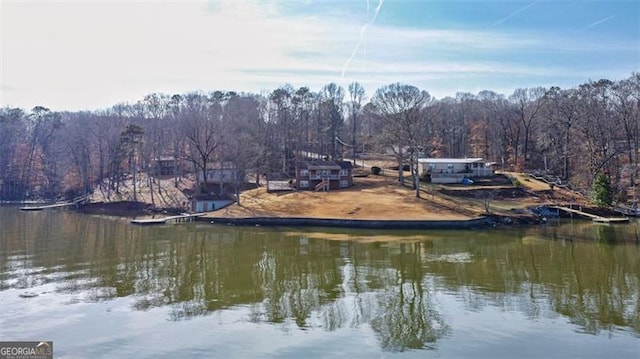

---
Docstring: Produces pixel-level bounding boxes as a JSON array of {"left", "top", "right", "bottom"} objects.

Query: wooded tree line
[{"left": 1, "top": 73, "right": 638, "bottom": 204}]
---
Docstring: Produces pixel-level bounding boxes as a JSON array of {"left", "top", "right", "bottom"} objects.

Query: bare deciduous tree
[
  {"left": 371, "top": 83, "right": 432, "bottom": 197},
  {"left": 348, "top": 81, "right": 365, "bottom": 162},
  {"left": 509, "top": 87, "right": 547, "bottom": 170}
]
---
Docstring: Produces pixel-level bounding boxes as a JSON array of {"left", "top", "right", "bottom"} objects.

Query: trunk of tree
[
  {"left": 234, "top": 162, "right": 241, "bottom": 205},
  {"left": 397, "top": 148, "right": 405, "bottom": 185},
  {"left": 352, "top": 112, "right": 357, "bottom": 163},
  {"left": 131, "top": 154, "right": 137, "bottom": 202},
  {"left": 412, "top": 157, "right": 420, "bottom": 198},
  {"left": 563, "top": 123, "right": 571, "bottom": 179},
  {"left": 148, "top": 173, "right": 155, "bottom": 207}
]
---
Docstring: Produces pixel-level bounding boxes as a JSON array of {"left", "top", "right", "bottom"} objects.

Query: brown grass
[
  {"left": 89, "top": 165, "right": 590, "bottom": 221},
  {"left": 206, "top": 175, "right": 474, "bottom": 220},
  {"left": 206, "top": 171, "right": 591, "bottom": 221},
  {"left": 207, "top": 174, "right": 505, "bottom": 220}
]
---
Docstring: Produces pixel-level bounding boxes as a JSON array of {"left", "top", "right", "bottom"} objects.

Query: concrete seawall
[{"left": 201, "top": 216, "right": 491, "bottom": 230}]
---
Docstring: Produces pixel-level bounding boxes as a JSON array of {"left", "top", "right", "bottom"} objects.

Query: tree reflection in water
[
  {"left": 368, "top": 243, "right": 450, "bottom": 351},
  {"left": 1, "top": 209, "right": 639, "bottom": 352},
  {"left": 249, "top": 239, "right": 450, "bottom": 351}
]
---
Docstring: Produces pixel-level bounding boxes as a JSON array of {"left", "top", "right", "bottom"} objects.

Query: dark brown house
[
  {"left": 149, "top": 156, "right": 178, "bottom": 176},
  {"left": 295, "top": 160, "right": 353, "bottom": 191}
]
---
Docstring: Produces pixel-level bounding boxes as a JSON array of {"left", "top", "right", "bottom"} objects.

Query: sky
[{"left": 1, "top": 0, "right": 639, "bottom": 111}]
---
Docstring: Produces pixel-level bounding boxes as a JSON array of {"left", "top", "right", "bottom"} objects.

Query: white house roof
[{"left": 418, "top": 158, "right": 485, "bottom": 164}]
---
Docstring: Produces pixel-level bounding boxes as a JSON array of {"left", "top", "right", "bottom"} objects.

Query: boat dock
[
  {"left": 19, "top": 196, "right": 88, "bottom": 211},
  {"left": 20, "top": 202, "right": 76, "bottom": 211},
  {"left": 550, "top": 206, "right": 629, "bottom": 223},
  {"left": 130, "top": 213, "right": 205, "bottom": 225}
]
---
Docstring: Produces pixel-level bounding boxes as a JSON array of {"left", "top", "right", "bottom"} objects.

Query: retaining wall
[{"left": 201, "top": 216, "right": 490, "bottom": 230}]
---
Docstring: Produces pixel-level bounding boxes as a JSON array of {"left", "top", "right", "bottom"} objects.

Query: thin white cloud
[
  {"left": 1, "top": 1, "right": 344, "bottom": 109},
  {"left": 366, "top": 26, "right": 542, "bottom": 50},
  {"left": 492, "top": 1, "right": 538, "bottom": 26},
  {"left": 1, "top": 0, "right": 635, "bottom": 111},
  {"left": 576, "top": 15, "right": 616, "bottom": 33}
]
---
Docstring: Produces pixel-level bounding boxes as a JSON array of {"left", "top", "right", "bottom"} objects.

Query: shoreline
[
  {"left": 5, "top": 200, "right": 544, "bottom": 229},
  {"left": 202, "top": 214, "right": 541, "bottom": 230}
]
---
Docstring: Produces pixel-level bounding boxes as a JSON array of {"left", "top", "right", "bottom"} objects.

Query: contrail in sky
[
  {"left": 576, "top": 15, "right": 615, "bottom": 32},
  {"left": 363, "top": 0, "right": 370, "bottom": 73},
  {"left": 492, "top": 1, "right": 538, "bottom": 26},
  {"left": 341, "top": 0, "right": 384, "bottom": 78}
]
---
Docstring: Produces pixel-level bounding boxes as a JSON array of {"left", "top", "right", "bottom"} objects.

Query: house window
[
  {"left": 316, "top": 169, "right": 331, "bottom": 177},
  {"left": 300, "top": 169, "right": 309, "bottom": 176},
  {"left": 300, "top": 180, "right": 309, "bottom": 188},
  {"left": 339, "top": 169, "right": 349, "bottom": 176},
  {"left": 340, "top": 180, "right": 349, "bottom": 188}
]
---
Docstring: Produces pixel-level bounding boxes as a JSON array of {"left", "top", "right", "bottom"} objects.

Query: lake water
[{"left": 0, "top": 206, "right": 638, "bottom": 358}]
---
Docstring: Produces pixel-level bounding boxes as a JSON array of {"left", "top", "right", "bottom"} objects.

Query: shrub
[
  {"left": 591, "top": 173, "right": 613, "bottom": 207},
  {"left": 371, "top": 166, "right": 381, "bottom": 175},
  {"left": 512, "top": 178, "right": 521, "bottom": 187}
]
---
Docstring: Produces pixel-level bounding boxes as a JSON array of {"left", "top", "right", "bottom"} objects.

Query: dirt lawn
[
  {"left": 88, "top": 167, "right": 588, "bottom": 221},
  {"left": 208, "top": 175, "right": 483, "bottom": 220},
  {"left": 206, "top": 171, "right": 590, "bottom": 221}
]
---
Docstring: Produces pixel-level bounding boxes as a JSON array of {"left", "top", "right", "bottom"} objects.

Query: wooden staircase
[{"left": 315, "top": 178, "right": 330, "bottom": 192}]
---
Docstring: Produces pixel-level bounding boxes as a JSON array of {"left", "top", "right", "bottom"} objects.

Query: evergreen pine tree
[{"left": 592, "top": 173, "right": 613, "bottom": 207}]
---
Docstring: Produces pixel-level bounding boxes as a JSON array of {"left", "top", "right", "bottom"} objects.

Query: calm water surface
[{"left": 0, "top": 206, "right": 638, "bottom": 358}]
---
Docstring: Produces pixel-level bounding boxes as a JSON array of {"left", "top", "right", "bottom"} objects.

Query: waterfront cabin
[
  {"left": 295, "top": 160, "right": 353, "bottom": 191},
  {"left": 149, "top": 156, "right": 179, "bottom": 176}
]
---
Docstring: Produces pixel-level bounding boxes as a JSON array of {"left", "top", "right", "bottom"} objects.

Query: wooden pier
[
  {"left": 19, "top": 202, "right": 75, "bottom": 211},
  {"left": 130, "top": 213, "right": 204, "bottom": 225},
  {"left": 550, "top": 206, "right": 629, "bottom": 224},
  {"left": 19, "top": 196, "right": 88, "bottom": 211},
  {"left": 592, "top": 217, "right": 630, "bottom": 224}
]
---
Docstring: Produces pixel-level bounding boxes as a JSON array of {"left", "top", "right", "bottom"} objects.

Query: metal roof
[
  {"left": 417, "top": 158, "right": 485, "bottom": 164},
  {"left": 296, "top": 160, "right": 352, "bottom": 170},
  {"left": 308, "top": 165, "right": 340, "bottom": 170}
]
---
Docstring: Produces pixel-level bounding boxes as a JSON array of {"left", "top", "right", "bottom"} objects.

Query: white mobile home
[{"left": 418, "top": 158, "right": 494, "bottom": 184}]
